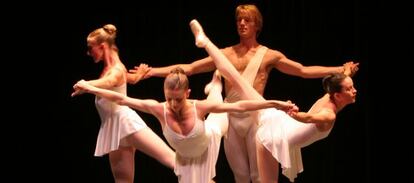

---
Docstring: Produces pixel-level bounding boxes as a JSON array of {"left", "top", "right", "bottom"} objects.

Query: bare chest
[
  {"left": 228, "top": 51, "right": 254, "bottom": 72},
  {"left": 165, "top": 110, "right": 196, "bottom": 136},
  {"left": 225, "top": 49, "right": 270, "bottom": 94}
]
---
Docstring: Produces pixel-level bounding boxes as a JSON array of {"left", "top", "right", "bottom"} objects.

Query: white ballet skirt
[
  {"left": 162, "top": 102, "right": 224, "bottom": 183},
  {"left": 256, "top": 108, "right": 331, "bottom": 182},
  {"left": 94, "top": 84, "right": 148, "bottom": 156}
]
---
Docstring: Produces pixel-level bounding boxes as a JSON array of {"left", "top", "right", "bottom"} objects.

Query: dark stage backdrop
[{"left": 20, "top": 0, "right": 411, "bottom": 182}]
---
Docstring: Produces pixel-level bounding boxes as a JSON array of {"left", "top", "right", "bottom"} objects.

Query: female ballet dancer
[{"left": 71, "top": 24, "right": 176, "bottom": 182}]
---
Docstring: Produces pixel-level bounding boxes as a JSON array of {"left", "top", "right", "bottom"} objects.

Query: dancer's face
[
  {"left": 336, "top": 77, "right": 357, "bottom": 105},
  {"left": 86, "top": 40, "right": 104, "bottom": 63},
  {"left": 236, "top": 12, "right": 257, "bottom": 38},
  {"left": 165, "top": 88, "right": 190, "bottom": 113}
]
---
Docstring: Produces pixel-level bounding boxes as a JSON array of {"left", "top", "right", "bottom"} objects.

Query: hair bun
[
  {"left": 103, "top": 24, "right": 117, "bottom": 35},
  {"left": 170, "top": 67, "right": 185, "bottom": 74}
]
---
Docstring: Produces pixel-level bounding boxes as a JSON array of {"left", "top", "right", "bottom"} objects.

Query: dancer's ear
[{"left": 186, "top": 89, "right": 191, "bottom": 98}]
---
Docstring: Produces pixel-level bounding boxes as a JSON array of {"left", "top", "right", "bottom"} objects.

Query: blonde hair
[
  {"left": 164, "top": 67, "right": 189, "bottom": 90},
  {"left": 87, "top": 24, "right": 118, "bottom": 51},
  {"left": 235, "top": 4, "right": 263, "bottom": 36}
]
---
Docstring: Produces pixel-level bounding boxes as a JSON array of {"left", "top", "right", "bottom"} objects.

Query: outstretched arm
[
  {"left": 289, "top": 94, "right": 335, "bottom": 124},
  {"left": 343, "top": 61, "right": 359, "bottom": 77},
  {"left": 202, "top": 99, "right": 298, "bottom": 114},
  {"left": 129, "top": 57, "right": 216, "bottom": 79},
  {"left": 71, "top": 66, "right": 124, "bottom": 96},
  {"left": 290, "top": 108, "right": 336, "bottom": 124},
  {"left": 72, "top": 80, "right": 160, "bottom": 114},
  {"left": 274, "top": 54, "right": 359, "bottom": 78},
  {"left": 127, "top": 63, "right": 151, "bottom": 84}
]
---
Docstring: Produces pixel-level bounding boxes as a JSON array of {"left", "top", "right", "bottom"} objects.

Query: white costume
[
  {"left": 223, "top": 46, "right": 268, "bottom": 183},
  {"left": 94, "top": 84, "right": 148, "bottom": 156},
  {"left": 257, "top": 108, "right": 332, "bottom": 182},
  {"left": 201, "top": 40, "right": 330, "bottom": 182},
  {"left": 190, "top": 19, "right": 334, "bottom": 182},
  {"left": 162, "top": 101, "right": 224, "bottom": 183}
]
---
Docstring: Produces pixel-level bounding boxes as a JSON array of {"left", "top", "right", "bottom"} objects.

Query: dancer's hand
[
  {"left": 343, "top": 61, "right": 359, "bottom": 77},
  {"left": 128, "top": 63, "right": 152, "bottom": 82},
  {"left": 288, "top": 100, "right": 299, "bottom": 115},
  {"left": 277, "top": 100, "right": 299, "bottom": 114},
  {"left": 71, "top": 79, "right": 90, "bottom": 97}
]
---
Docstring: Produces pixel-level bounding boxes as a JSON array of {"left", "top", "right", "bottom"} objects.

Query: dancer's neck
[{"left": 239, "top": 36, "right": 259, "bottom": 49}]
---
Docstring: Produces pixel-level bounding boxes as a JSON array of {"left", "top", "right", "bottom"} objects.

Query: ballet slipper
[
  {"left": 189, "top": 19, "right": 210, "bottom": 48},
  {"left": 204, "top": 70, "right": 222, "bottom": 95}
]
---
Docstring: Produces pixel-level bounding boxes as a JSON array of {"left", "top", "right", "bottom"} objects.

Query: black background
[{"left": 8, "top": 0, "right": 412, "bottom": 182}]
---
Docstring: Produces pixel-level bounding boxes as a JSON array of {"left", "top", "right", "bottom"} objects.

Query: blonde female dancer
[{"left": 71, "top": 24, "right": 175, "bottom": 183}]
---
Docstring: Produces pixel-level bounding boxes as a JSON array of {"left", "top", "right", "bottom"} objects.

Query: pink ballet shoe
[
  {"left": 190, "top": 19, "right": 209, "bottom": 48},
  {"left": 204, "top": 70, "right": 222, "bottom": 95}
]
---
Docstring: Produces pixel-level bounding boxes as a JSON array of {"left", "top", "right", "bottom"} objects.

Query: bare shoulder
[
  {"left": 261, "top": 48, "right": 285, "bottom": 68},
  {"left": 107, "top": 62, "right": 125, "bottom": 73},
  {"left": 101, "top": 64, "right": 126, "bottom": 84},
  {"left": 320, "top": 108, "right": 337, "bottom": 121},
  {"left": 265, "top": 48, "right": 285, "bottom": 59},
  {"left": 150, "top": 101, "right": 167, "bottom": 117},
  {"left": 191, "top": 99, "right": 213, "bottom": 116},
  {"left": 222, "top": 46, "right": 234, "bottom": 55}
]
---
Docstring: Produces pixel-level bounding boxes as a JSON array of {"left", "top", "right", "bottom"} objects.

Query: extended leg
[
  {"left": 190, "top": 19, "right": 264, "bottom": 101},
  {"left": 204, "top": 70, "right": 228, "bottom": 135},
  {"left": 224, "top": 125, "right": 251, "bottom": 183},
  {"left": 127, "top": 128, "right": 176, "bottom": 169},
  {"left": 256, "top": 140, "right": 280, "bottom": 183},
  {"left": 109, "top": 147, "right": 135, "bottom": 183}
]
